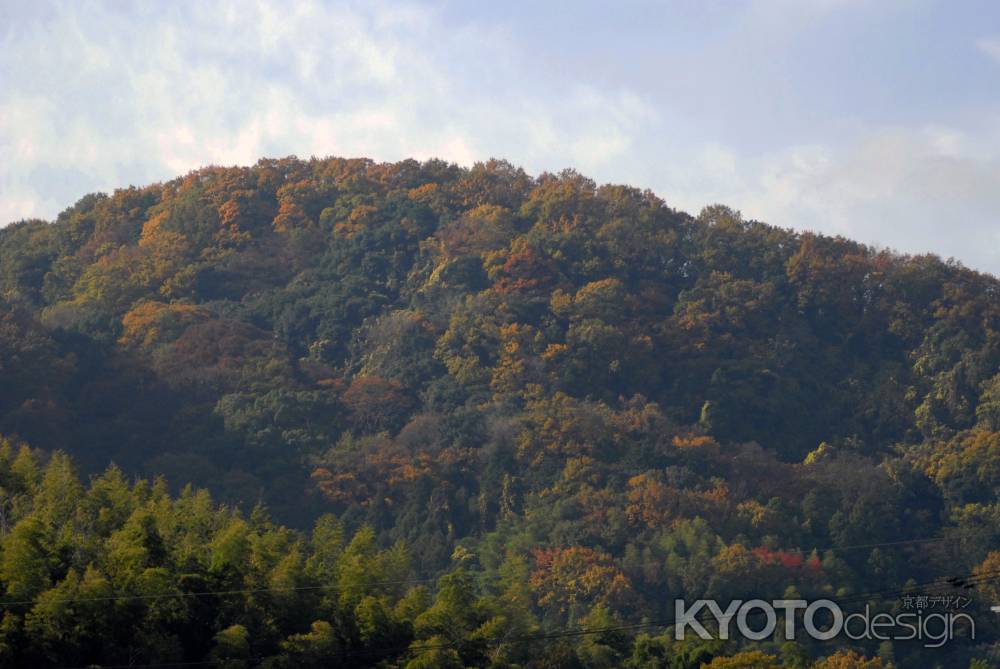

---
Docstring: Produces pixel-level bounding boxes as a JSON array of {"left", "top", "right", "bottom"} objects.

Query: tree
[
  {"left": 702, "top": 651, "right": 781, "bottom": 668},
  {"left": 340, "top": 376, "right": 415, "bottom": 434},
  {"left": 1, "top": 516, "right": 51, "bottom": 601},
  {"left": 811, "top": 650, "right": 887, "bottom": 669},
  {"left": 210, "top": 624, "right": 251, "bottom": 669}
]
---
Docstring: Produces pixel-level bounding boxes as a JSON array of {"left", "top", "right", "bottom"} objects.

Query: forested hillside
[{"left": 1, "top": 157, "right": 1000, "bottom": 667}]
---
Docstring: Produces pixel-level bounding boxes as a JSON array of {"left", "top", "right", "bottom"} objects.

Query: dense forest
[{"left": 1, "top": 156, "right": 999, "bottom": 667}]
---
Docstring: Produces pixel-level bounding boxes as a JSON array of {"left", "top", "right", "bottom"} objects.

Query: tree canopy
[{"left": 1, "top": 156, "right": 999, "bottom": 667}]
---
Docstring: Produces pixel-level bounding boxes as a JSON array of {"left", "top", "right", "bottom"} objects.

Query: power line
[
  {"left": 57, "top": 663, "right": 220, "bottom": 669},
  {"left": 52, "top": 568, "right": 1000, "bottom": 669},
  {"left": 785, "top": 528, "right": 994, "bottom": 555},
  {"left": 0, "top": 574, "right": 440, "bottom": 608},
  {"left": 324, "top": 566, "right": 1000, "bottom": 661},
  {"left": 6, "top": 528, "right": 990, "bottom": 610}
]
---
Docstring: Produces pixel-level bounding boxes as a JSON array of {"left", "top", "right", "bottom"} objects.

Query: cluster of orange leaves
[{"left": 529, "top": 546, "right": 634, "bottom": 616}]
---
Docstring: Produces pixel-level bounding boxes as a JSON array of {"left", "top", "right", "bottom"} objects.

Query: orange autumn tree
[
  {"left": 119, "top": 301, "right": 209, "bottom": 350},
  {"left": 811, "top": 650, "right": 889, "bottom": 669},
  {"left": 530, "top": 546, "right": 635, "bottom": 623},
  {"left": 340, "top": 376, "right": 415, "bottom": 434}
]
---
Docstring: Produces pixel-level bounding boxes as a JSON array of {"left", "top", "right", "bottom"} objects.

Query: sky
[{"left": 2, "top": 0, "right": 1000, "bottom": 274}]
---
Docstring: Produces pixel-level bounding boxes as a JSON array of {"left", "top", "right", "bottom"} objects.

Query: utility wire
[
  {"left": 329, "top": 567, "right": 1000, "bottom": 662},
  {"left": 53, "top": 569, "right": 1000, "bottom": 669},
  {"left": 0, "top": 574, "right": 440, "bottom": 608},
  {"left": 6, "top": 528, "right": 991, "bottom": 609}
]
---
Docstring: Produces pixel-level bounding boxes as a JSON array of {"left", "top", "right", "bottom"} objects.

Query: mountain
[{"left": 0, "top": 156, "right": 998, "bottom": 667}]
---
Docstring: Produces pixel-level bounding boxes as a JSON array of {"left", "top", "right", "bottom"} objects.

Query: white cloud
[
  {"left": 663, "top": 126, "right": 1000, "bottom": 272},
  {"left": 2, "top": 1, "right": 999, "bottom": 275},
  {"left": 977, "top": 37, "right": 1000, "bottom": 63},
  {"left": 0, "top": 0, "right": 654, "bottom": 225}
]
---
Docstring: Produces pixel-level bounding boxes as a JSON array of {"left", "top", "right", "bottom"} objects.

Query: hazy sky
[{"left": 2, "top": 0, "right": 1000, "bottom": 273}]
